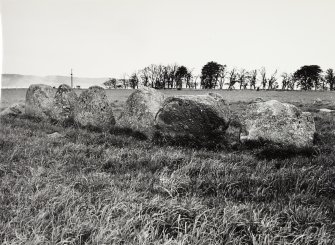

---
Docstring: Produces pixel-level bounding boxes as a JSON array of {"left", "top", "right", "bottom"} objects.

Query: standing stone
[
  {"left": 74, "top": 86, "right": 115, "bottom": 129},
  {"left": 240, "top": 100, "right": 315, "bottom": 147},
  {"left": 0, "top": 103, "right": 25, "bottom": 117},
  {"left": 50, "top": 84, "right": 78, "bottom": 123},
  {"left": 117, "top": 87, "right": 165, "bottom": 137},
  {"left": 155, "top": 93, "right": 231, "bottom": 143},
  {"left": 25, "top": 84, "right": 56, "bottom": 119}
]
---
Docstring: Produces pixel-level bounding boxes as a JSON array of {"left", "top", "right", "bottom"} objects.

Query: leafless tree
[
  {"left": 260, "top": 67, "right": 267, "bottom": 90},
  {"left": 140, "top": 67, "right": 151, "bottom": 87},
  {"left": 237, "top": 69, "right": 248, "bottom": 90},
  {"left": 193, "top": 75, "right": 200, "bottom": 89},
  {"left": 154, "top": 65, "right": 166, "bottom": 89},
  {"left": 281, "top": 72, "right": 293, "bottom": 90},
  {"left": 248, "top": 70, "right": 257, "bottom": 90},
  {"left": 148, "top": 65, "right": 157, "bottom": 88},
  {"left": 164, "top": 64, "right": 178, "bottom": 88},
  {"left": 185, "top": 70, "right": 193, "bottom": 88},
  {"left": 103, "top": 78, "right": 117, "bottom": 89},
  {"left": 218, "top": 65, "right": 227, "bottom": 89},
  {"left": 129, "top": 72, "right": 139, "bottom": 89},
  {"left": 122, "top": 73, "right": 129, "bottom": 89},
  {"left": 227, "top": 68, "right": 238, "bottom": 90},
  {"left": 267, "top": 70, "right": 278, "bottom": 90},
  {"left": 138, "top": 64, "right": 164, "bottom": 88},
  {"left": 137, "top": 64, "right": 193, "bottom": 89},
  {"left": 287, "top": 77, "right": 296, "bottom": 90}
]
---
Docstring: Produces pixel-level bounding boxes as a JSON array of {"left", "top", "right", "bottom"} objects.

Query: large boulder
[
  {"left": 74, "top": 86, "right": 115, "bottom": 129},
  {"left": 25, "top": 84, "right": 56, "bottom": 119},
  {"left": 117, "top": 87, "right": 165, "bottom": 136},
  {"left": 240, "top": 100, "right": 315, "bottom": 148},
  {"left": 154, "top": 93, "right": 231, "bottom": 144},
  {"left": 0, "top": 103, "right": 25, "bottom": 117},
  {"left": 50, "top": 84, "right": 78, "bottom": 123}
]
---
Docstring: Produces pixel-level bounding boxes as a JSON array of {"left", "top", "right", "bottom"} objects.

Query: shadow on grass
[
  {"left": 152, "top": 131, "right": 230, "bottom": 151},
  {"left": 109, "top": 126, "right": 148, "bottom": 141},
  {"left": 19, "top": 114, "right": 43, "bottom": 123},
  {"left": 241, "top": 140, "right": 318, "bottom": 160}
]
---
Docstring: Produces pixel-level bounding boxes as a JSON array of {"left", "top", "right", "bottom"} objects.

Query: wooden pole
[{"left": 71, "top": 69, "right": 73, "bottom": 88}]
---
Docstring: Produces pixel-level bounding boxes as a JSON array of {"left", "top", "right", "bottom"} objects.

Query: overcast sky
[{"left": 1, "top": 0, "right": 334, "bottom": 78}]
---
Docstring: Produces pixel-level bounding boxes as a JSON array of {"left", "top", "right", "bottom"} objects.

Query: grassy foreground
[{"left": 1, "top": 107, "right": 335, "bottom": 244}]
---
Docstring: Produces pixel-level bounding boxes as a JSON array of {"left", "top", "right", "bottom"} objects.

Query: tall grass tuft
[{"left": 1, "top": 108, "right": 335, "bottom": 244}]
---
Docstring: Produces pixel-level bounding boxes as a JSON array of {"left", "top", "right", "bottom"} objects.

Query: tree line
[{"left": 103, "top": 62, "right": 335, "bottom": 91}]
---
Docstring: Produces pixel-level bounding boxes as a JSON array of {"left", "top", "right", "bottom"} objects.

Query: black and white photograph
[{"left": 0, "top": 0, "right": 335, "bottom": 244}]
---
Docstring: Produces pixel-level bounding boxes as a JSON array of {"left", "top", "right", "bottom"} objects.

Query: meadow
[
  {"left": 2, "top": 88, "right": 335, "bottom": 113},
  {"left": 1, "top": 89, "right": 335, "bottom": 244}
]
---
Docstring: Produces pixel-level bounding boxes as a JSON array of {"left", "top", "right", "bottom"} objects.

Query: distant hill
[{"left": 1, "top": 74, "right": 110, "bottom": 88}]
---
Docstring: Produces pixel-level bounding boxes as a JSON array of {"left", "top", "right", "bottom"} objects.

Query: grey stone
[
  {"left": 155, "top": 93, "right": 231, "bottom": 142},
  {"left": 0, "top": 103, "right": 25, "bottom": 116},
  {"left": 117, "top": 87, "right": 165, "bottom": 137},
  {"left": 25, "top": 84, "right": 56, "bottom": 119},
  {"left": 240, "top": 100, "right": 315, "bottom": 147},
  {"left": 74, "top": 86, "right": 115, "bottom": 129},
  {"left": 50, "top": 84, "right": 78, "bottom": 122}
]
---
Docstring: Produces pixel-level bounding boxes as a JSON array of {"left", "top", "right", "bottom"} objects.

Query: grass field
[
  {"left": 1, "top": 89, "right": 335, "bottom": 244},
  {"left": 2, "top": 88, "right": 335, "bottom": 107},
  {"left": 2, "top": 88, "right": 335, "bottom": 121}
]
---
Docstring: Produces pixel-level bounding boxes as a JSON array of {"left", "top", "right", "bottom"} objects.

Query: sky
[{"left": 0, "top": 0, "right": 334, "bottom": 78}]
